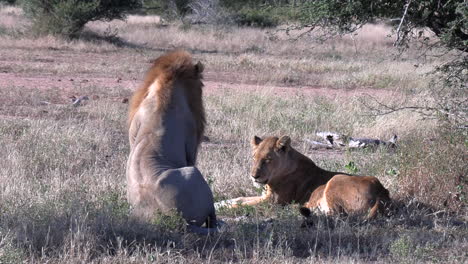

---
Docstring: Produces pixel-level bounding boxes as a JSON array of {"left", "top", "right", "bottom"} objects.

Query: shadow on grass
[
  {"left": 1, "top": 196, "right": 466, "bottom": 262},
  {"left": 79, "top": 29, "right": 245, "bottom": 56}
]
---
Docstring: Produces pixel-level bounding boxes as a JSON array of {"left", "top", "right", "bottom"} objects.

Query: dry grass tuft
[{"left": 394, "top": 128, "right": 467, "bottom": 211}]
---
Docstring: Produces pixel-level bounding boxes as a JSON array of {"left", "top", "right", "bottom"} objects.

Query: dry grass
[{"left": 0, "top": 6, "right": 466, "bottom": 263}]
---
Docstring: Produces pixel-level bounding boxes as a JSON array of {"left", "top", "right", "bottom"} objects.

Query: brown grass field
[{"left": 0, "top": 6, "right": 466, "bottom": 263}]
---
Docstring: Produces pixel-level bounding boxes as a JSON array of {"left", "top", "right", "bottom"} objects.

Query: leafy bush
[
  {"left": 142, "top": 0, "right": 285, "bottom": 27},
  {"left": 389, "top": 235, "right": 413, "bottom": 260},
  {"left": 232, "top": 6, "right": 280, "bottom": 27},
  {"left": 151, "top": 210, "right": 186, "bottom": 231},
  {"left": 0, "top": 0, "right": 17, "bottom": 4},
  {"left": 21, "top": 0, "right": 141, "bottom": 38},
  {"left": 219, "top": 0, "right": 286, "bottom": 27},
  {"left": 142, "top": 0, "right": 191, "bottom": 20}
]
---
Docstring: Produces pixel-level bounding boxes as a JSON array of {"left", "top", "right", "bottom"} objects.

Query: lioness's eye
[{"left": 264, "top": 159, "right": 271, "bottom": 163}]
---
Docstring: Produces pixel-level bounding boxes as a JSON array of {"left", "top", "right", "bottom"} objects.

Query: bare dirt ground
[{"left": 0, "top": 47, "right": 396, "bottom": 105}]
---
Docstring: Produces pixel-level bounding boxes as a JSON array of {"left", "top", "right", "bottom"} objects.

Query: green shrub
[
  {"left": 142, "top": 0, "right": 191, "bottom": 19},
  {"left": 344, "top": 161, "right": 359, "bottom": 174},
  {"left": 390, "top": 234, "right": 413, "bottom": 260},
  {"left": 219, "top": 0, "right": 286, "bottom": 27},
  {"left": 151, "top": 210, "right": 186, "bottom": 231},
  {"left": 0, "top": 244, "right": 26, "bottom": 264},
  {"left": 98, "top": 190, "right": 130, "bottom": 219},
  {"left": 233, "top": 6, "right": 280, "bottom": 27},
  {"left": 21, "top": 0, "right": 141, "bottom": 38},
  {"left": 0, "top": 0, "right": 17, "bottom": 4},
  {"left": 141, "top": 0, "right": 288, "bottom": 27},
  {"left": 0, "top": 25, "right": 6, "bottom": 35}
]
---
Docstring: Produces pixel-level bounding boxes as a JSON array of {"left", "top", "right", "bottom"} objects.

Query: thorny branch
[
  {"left": 359, "top": 94, "right": 468, "bottom": 126},
  {"left": 360, "top": 94, "right": 437, "bottom": 118}
]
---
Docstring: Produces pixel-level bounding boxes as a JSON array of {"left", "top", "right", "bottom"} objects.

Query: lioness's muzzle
[
  {"left": 252, "top": 176, "right": 267, "bottom": 184},
  {"left": 251, "top": 172, "right": 262, "bottom": 180}
]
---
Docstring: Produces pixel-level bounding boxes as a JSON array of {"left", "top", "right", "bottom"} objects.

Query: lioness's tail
[
  {"left": 368, "top": 183, "right": 391, "bottom": 219},
  {"left": 299, "top": 207, "right": 312, "bottom": 217}
]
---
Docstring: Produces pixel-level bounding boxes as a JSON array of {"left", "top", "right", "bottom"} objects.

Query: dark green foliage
[
  {"left": 233, "top": 6, "right": 280, "bottom": 27},
  {"left": 141, "top": 0, "right": 191, "bottom": 20},
  {"left": 141, "top": 0, "right": 284, "bottom": 26},
  {"left": 21, "top": 0, "right": 141, "bottom": 38},
  {"left": 286, "top": 1, "right": 400, "bottom": 29},
  {"left": 0, "top": 0, "right": 17, "bottom": 4},
  {"left": 214, "top": 1, "right": 466, "bottom": 50},
  {"left": 409, "top": 0, "right": 467, "bottom": 51},
  {"left": 272, "top": 0, "right": 467, "bottom": 51},
  {"left": 218, "top": 0, "right": 288, "bottom": 27}
]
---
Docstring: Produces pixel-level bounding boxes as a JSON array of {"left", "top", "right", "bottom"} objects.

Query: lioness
[
  {"left": 216, "top": 135, "right": 390, "bottom": 219},
  {"left": 126, "top": 50, "right": 218, "bottom": 233}
]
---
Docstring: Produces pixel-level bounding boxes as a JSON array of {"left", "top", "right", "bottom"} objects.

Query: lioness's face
[{"left": 250, "top": 135, "right": 291, "bottom": 185}]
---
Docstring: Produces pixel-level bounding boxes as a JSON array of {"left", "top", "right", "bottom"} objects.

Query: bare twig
[
  {"left": 394, "top": 0, "right": 412, "bottom": 47},
  {"left": 359, "top": 93, "right": 467, "bottom": 126},
  {"left": 360, "top": 94, "right": 437, "bottom": 117}
]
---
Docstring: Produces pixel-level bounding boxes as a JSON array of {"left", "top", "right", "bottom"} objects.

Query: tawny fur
[
  {"left": 215, "top": 136, "right": 390, "bottom": 219},
  {"left": 126, "top": 50, "right": 216, "bottom": 231},
  {"left": 128, "top": 50, "right": 205, "bottom": 144}
]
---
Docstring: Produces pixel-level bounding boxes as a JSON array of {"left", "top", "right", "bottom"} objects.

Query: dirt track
[{"left": 0, "top": 71, "right": 396, "bottom": 104}]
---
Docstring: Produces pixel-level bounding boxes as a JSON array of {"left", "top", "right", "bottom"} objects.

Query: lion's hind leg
[{"left": 206, "top": 211, "right": 217, "bottom": 228}]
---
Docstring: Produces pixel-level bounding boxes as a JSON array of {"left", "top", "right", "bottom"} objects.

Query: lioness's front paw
[{"left": 214, "top": 198, "right": 241, "bottom": 210}]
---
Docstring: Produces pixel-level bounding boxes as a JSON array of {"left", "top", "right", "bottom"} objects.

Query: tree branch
[{"left": 394, "top": 0, "right": 412, "bottom": 47}]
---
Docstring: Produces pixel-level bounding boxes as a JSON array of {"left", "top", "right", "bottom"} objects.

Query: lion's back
[{"left": 126, "top": 50, "right": 215, "bottom": 228}]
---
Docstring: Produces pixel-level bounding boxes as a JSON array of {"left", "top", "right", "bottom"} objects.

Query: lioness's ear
[
  {"left": 276, "top": 136, "right": 291, "bottom": 152},
  {"left": 195, "top": 61, "right": 204, "bottom": 74},
  {"left": 251, "top": 136, "right": 262, "bottom": 148}
]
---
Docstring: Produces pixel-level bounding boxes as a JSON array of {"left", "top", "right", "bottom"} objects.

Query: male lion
[
  {"left": 216, "top": 135, "right": 390, "bottom": 219},
  {"left": 126, "top": 50, "right": 218, "bottom": 232}
]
